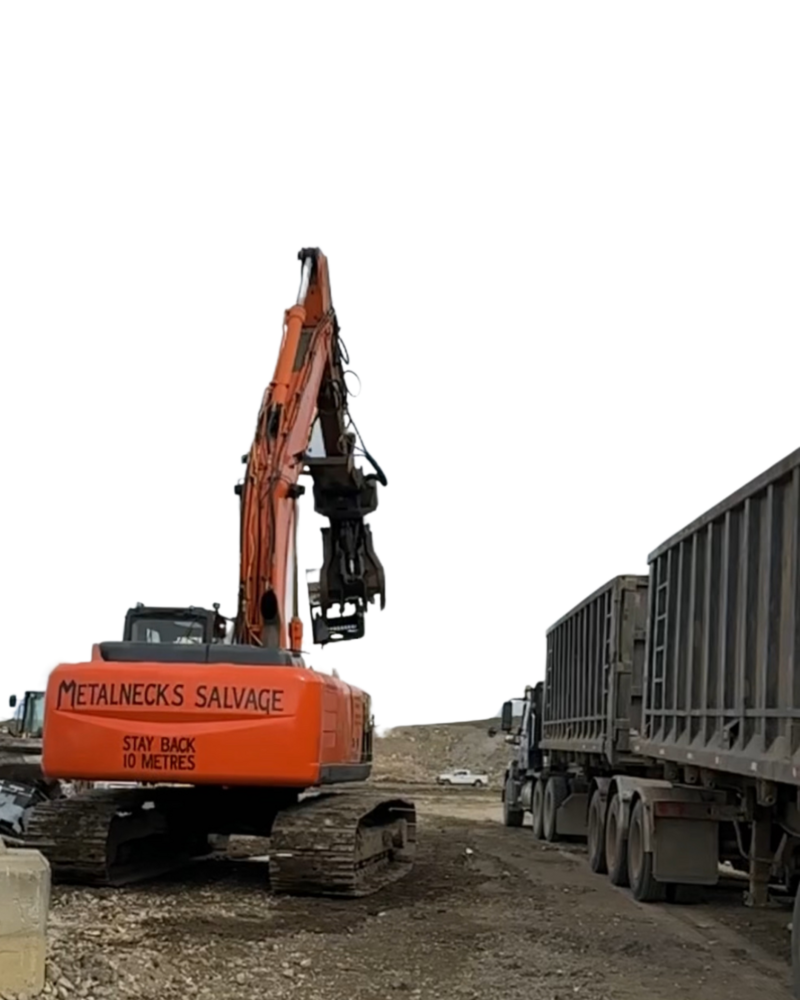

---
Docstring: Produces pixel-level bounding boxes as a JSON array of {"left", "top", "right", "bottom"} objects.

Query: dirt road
[{"left": 40, "top": 787, "right": 793, "bottom": 1000}]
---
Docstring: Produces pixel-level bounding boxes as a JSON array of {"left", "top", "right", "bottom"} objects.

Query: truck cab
[
  {"left": 500, "top": 683, "right": 543, "bottom": 774},
  {"left": 498, "top": 683, "right": 544, "bottom": 827}
]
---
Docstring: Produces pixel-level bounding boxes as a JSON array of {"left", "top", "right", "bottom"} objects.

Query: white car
[{"left": 436, "top": 769, "right": 489, "bottom": 787}]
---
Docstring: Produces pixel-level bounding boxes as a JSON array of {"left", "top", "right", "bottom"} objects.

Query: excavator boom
[{"left": 235, "top": 248, "right": 386, "bottom": 651}]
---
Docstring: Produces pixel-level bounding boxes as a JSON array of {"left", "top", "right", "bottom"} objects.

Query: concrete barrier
[{"left": 0, "top": 838, "right": 50, "bottom": 996}]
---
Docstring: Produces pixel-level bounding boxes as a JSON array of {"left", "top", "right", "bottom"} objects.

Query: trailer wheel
[
  {"left": 627, "top": 798, "right": 667, "bottom": 902},
  {"left": 502, "top": 776, "right": 523, "bottom": 827},
  {"left": 587, "top": 789, "right": 607, "bottom": 874},
  {"left": 605, "top": 792, "right": 629, "bottom": 887},
  {"left": 531, "top": 778, "right": 545, "bottom": 839},
  {"left": 543, "top": 776, "right": 568, "bottom": 843}
]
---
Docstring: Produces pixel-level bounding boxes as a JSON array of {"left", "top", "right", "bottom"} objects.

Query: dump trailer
[
  {"left": 500, "top": 445, "right": 800, "bottom": 996},
  {"left": 500, "top": 575, "right": 649, "bottom": 843}
]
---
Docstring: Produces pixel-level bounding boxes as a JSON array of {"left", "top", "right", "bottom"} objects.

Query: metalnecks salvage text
[{"left": 56, "top": 679, "right": 284, "bottom": 714}]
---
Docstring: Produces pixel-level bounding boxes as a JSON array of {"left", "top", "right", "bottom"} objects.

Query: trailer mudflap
[
  {"left": 556, "top": 791, "right": 589, "bottom": 838},
  {"left": 651, "top": 816, "right": 719, "bottom": 884},
  {"left": 640, "top": 786, "right": 732, "bottom": 885}
]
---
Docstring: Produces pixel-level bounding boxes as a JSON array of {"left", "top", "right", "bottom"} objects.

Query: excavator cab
[{"left": 122, "top": 603, "right": 229, "bottom": 645}]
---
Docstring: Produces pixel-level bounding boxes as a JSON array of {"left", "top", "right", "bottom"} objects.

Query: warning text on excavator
[{"left": 121, "top": 734, "right": 197, "bottom": 772}]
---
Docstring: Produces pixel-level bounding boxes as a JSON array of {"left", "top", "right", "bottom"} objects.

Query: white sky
[{"left": 1, "top": 3, "right": 798, "bottom": 730}]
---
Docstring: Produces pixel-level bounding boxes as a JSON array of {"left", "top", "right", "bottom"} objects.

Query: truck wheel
[
  {"left": 502, "top": 777, "right": 523, "bottom": 828},
  {"left": 605, "top": 792, "right": 630, "bottom": 887},
  {"left": 587, "top": 789, "right": 608, "bottom": 874},
  {"left": 474, "top": 779, "right": 484, "bottom": 788},
  {"left": 627, "top": 798, "right": 667, "bottom": 902},
  {"left": 543, "top": 776, "right": 568, "bottom": 843},
  {"left": 531, "top": 778, "right": 545, "bottom": 839}
]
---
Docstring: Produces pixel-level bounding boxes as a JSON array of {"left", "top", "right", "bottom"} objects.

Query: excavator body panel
[{"left": 41, "top": 656, "right": 371, "bottom": 788}]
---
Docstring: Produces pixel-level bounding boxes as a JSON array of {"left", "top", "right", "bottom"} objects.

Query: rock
[
  {"left": 281, "top": 969, "right": 295, "bottom": 979},
  {"left": 236, "top": 973, "right": 247, "bottom": 985},
  {"left": 0, "top": 846, "right": 50, "bottom": 997}
]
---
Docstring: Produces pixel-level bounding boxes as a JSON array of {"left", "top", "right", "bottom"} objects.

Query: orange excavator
[{"left": 25, "top": 249, "right": 416, "bottom": 896}]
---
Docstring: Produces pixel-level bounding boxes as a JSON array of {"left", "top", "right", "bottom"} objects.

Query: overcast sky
[{"left": 1, "top": 3, "right": 798, "bottom": 730}]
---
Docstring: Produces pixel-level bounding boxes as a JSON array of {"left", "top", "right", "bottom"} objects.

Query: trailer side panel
[
  {"left": 637, "top": 447, "right": 800, "bottom": 786},
  {"left": 543, "top": 575, "right": 648, "bottom": 763}
]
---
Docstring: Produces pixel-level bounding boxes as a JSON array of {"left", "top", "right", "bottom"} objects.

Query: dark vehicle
[
  {"left": 6, "top": 690, "right": 45, "bottom": 739},
  {"left": 498, "top": 446, "right": 800, "bottom": 996},
  {"left": 1, "top": 691, "right": 56, "bottom": 842}
]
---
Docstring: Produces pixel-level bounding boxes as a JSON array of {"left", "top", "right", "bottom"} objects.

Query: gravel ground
[{"left": 8, "top": 788, "right": 795, "bottom": 1000}]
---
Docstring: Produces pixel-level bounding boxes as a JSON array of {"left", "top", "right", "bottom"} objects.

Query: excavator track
[
  {"left": 22, "top": 785, "right": 416, "bottom": 898},
  {"left": 268, "top": 790, "right": 416, "bottom": 897},
  {"left": 23, "top": 786, "right": 211, "bottom": 886}
]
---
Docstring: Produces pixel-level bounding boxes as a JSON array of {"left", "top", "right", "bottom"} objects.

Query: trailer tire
[
  {"left": 531, "top": 778, "right": 545, "bottom": 840},
  {"left": 605, "top": 792, "right": 629, "bottom": 887},
  {"left": 627, "top": 798, "right": 667, "bottom": 902},
  {"left": 543, "top": 776, "right": 568, "bottom": 843},
  {"left": 587, "top": 789, "right": 607, "bottom": 874},
  {"left": 502, "top": 776, "right": 523, "bottom": 828}
]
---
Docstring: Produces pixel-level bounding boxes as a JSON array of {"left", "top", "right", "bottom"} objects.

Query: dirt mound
[{"left": 372, "top": 717, "right": 510, "bottom": 785}]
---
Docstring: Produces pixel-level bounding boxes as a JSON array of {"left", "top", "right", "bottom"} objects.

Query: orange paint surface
[{"left": 42, "top": 659, "right": 368, "bottom": 788}]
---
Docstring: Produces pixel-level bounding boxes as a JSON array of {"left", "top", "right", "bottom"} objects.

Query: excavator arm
[{"left": 234, "top": 248, "right": 386, "bottom": 652}]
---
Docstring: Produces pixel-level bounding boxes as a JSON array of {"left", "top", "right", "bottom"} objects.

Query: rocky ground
[{"left": 17, "top": 786, "right": 794, "bottom": 1000}]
